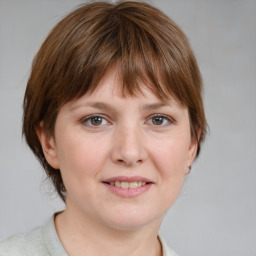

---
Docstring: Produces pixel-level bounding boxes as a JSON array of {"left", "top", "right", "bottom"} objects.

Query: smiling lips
[{"left": 103, "top": 176, "right": 153, "bottom": 197}]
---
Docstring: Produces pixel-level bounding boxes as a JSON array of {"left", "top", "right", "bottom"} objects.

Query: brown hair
[{"left": 23, "top": 1, "right": 207, "bottom": 201}]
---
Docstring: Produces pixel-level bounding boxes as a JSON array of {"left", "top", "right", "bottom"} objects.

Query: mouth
[
  {"left": 103, "top": 181, "right": 149, "bottom": 189},
  {"left": 102, "top": 176, "right": 153, "bottom": 197}
]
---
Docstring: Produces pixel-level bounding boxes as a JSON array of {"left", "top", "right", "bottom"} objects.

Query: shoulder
[
  {"left": 0, "top": 215, "right": 67, "bottom": 256},
  {"left": 158, "top": 235, "right": 180, "bottom": 256},
  {"left": 0, "top": 234, "right": 26, "bottom": 256},
  {"left": 0, "top": 225, "right": 49, "bottom": 256}
]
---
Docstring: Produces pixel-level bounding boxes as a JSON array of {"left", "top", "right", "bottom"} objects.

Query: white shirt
[{"left": 0, "top": 216, "right": 179, "bottom": 256}]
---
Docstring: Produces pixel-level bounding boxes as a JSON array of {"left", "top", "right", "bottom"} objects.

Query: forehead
[
  {"left": 65, "top": 64, "right": 185, "bottom": 113},
  {"left": 86, "top": 63, "right": 177, "bottom": 103}
]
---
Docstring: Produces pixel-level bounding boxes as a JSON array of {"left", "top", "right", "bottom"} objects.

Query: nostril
[{"left": 115, "top": 158, "right": 143, "bottom": 166}]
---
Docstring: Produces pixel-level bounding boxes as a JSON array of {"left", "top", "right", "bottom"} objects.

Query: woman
[{"left": 0, "top": 1, "right": 207, "bottom": 255}]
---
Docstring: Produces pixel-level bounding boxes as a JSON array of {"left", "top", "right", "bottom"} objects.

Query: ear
[
  {"left": 36, "top": 122, "right": 59, "bottom": 169},
  {"left": 186, "top": 127, "right": 201, "bottom": 175}
]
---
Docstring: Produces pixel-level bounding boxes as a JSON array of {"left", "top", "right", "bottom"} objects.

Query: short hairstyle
[{"left": 23, "top": 1, "right": 207, "bottom": 201}]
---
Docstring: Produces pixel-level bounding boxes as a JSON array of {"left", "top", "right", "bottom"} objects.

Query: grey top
[{"left": 0, "top": 216, "right": 179, "bottom": 256}]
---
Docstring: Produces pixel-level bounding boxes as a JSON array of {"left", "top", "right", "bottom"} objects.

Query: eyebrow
[
  {"left": 70, "top": 101, "right": 170, "bottom": 112},
  {"left": 70, "top": 102, "right": 117, "bottom": 113},
  {"left": 142, "top": 102, "right": 170, "bottom": 110}
]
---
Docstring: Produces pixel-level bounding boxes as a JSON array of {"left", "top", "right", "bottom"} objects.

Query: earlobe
[
  {"left": 186, "top": 127, "right": 201, "bottom": 174},
  {"left": 36, "top": 122, "right": 59, "bottom": 169},
  {"left": 185, "top": 141, "right": 197, "bottom": 175}
]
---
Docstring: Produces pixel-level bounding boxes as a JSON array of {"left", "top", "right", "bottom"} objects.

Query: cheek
[
  {"left": 150, "top": 135, "right": 190, "bottom": 177},
  {"left": 56, "top": 134, "right": 108, "bottom": 182},
  {"left": 151, "top": 137, "right": 190, "bottom": 209}
]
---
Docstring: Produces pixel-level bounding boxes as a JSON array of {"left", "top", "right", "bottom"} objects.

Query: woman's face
[{"left": 39, "top": 65, "right": 197, "bottom": 230}]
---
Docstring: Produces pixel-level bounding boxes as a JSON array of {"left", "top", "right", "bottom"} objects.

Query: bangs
[{"left": 52, "top": 2, "right": 198, "bottom": 108}]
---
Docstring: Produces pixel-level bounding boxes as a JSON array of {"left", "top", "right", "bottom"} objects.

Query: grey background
[{"left": 0, "top": 0, "right": 255, "bottom": 255}]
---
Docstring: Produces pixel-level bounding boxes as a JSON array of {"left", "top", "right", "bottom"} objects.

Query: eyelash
[
  {"left": 81, "top": 114, "right": 110, "bottom": 127},
  {"left": 147, "top": 114, "right": 175, "bottom": 127},
  {"left": 81, "top": 114, "right": 175, "bottom": 128}
]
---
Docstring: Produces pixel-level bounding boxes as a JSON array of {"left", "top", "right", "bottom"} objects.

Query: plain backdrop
[{"left": 0, "top": 0, "right": 255, "bottom": 255}]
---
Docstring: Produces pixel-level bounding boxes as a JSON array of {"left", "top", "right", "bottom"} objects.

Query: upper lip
[{"left": 103, "top": 176, "right": 153, "bottom": 183}]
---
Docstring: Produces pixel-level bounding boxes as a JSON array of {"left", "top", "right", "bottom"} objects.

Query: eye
[
  {"left": 82, "top": 115, "right": 108, "bottom": 127},
  {"left": 147, "top": 114, "right": 173, "bottom": 126}
]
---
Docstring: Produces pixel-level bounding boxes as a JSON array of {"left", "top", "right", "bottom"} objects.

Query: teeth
[
  {"left": 129, "top": 182, "right": 138, "bottom": 188},
  {"left": 121, "top": 182, "right": 129, "bottom": 188},
  {"left": 109, "top": 181, "right": 146, "bottom": 188},
  {"left": 115, "top": 181, "right": 121, "bottom": 187}
]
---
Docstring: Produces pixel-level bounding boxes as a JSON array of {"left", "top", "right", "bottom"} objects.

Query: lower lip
[{"left": 103, "top": 183, "right": 153, "bottom": 198}]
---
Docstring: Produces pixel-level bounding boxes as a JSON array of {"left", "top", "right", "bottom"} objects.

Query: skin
[{"left": 37, "top": 64, "right": 198, "bottom": 256}]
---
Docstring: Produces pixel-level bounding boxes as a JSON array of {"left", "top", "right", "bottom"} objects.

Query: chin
[{"left": 102, "top": 209, "right": 163, "bottom": 231}]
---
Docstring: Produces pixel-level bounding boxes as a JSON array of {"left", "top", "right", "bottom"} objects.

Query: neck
[{"left": 55, "top": 204, "right": 163, "bottom": 256}]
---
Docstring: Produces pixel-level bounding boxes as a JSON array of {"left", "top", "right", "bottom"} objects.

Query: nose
[{"left": 111, "top": 125, "right": 147, "bottom": 167}]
